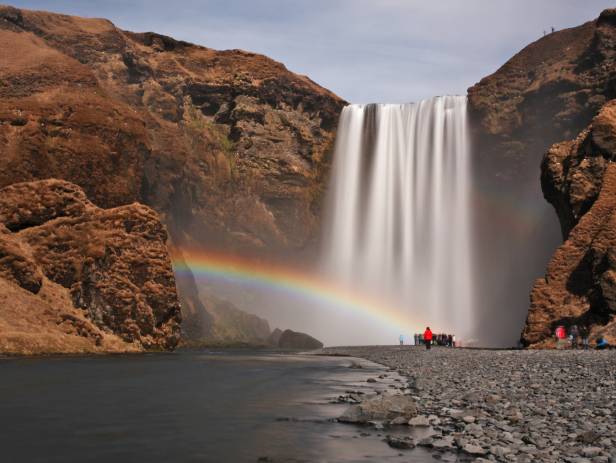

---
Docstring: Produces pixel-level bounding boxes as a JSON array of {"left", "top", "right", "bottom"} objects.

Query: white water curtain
[{"left": 322, "top": 96, "right": 474, "bottom": 339}]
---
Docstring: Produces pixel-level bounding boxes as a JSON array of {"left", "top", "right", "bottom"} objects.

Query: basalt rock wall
[{"left": 523, "top": 100, "right": 616, "bottom": 347}]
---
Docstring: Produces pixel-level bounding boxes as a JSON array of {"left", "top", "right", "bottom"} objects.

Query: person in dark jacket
[
  {"left": 596, "top": 337, "right": 611, "bottom": 350},
  {"left": 579, "top": 325, "right": 590, "bottom": 350},
  {"left": 424, "top": 327, "right": 433, "bottom": 350},
  {"left": 570, "top": 324, "right": 579, "bottom": 349}
]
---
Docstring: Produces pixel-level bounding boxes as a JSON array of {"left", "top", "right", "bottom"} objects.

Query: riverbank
[{"left": 320, "top": 346, "right": 616, "bottom": 462}]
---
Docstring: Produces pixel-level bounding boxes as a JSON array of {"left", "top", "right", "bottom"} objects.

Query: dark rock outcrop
[
  {"left": 0, "top": 179, "right": 182, "bottom": 353},
  {"left": 0, "top": 4, "right": 346, "bottom": 342},
  {"left": 522, "top": 100, "right": 616, "bottom": 347},
  {"left": 467, "top": 9, "right": 616, "bottom": 345},
  {"left": 268, "top": 327, "right": 283, "bottom": 346},
  {"left": 277, "top": 329, "right": 323, "bottom": 350}
]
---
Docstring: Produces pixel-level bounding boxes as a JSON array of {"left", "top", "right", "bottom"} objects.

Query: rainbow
[{"left": 172, "top": 249, "right": 422, "bottom": 333}]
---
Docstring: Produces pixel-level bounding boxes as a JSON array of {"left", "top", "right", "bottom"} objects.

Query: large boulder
[
  {"left": 277, "top": 329, "right": 323, "bottom": 349},
  {"left": 0, "top": 179, "right": 182, "bottom": 352},
  {"left": 338, "top": 394, "right": 417, "bottom": 424}
]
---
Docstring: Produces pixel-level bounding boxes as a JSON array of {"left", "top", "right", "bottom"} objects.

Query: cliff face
[
  {"left": 466, "top": 9, "right": 616, "bottom": 345},
  {"left": 0, "top": 5, "right": 345, "bottom": 251},
  {"left": 468, "top": 9, "right": 616, "bottom": 185},
  {"left": 0, "top": 4, "right": 346, "bottom": 342},
  {"left": 0, "top": 179, "right": 181, "bottom": 354},
  {"left": 523, "top": 100, "right": 616, "bottom": 347}
]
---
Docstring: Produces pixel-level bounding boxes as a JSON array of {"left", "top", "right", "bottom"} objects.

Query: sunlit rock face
[
  {"left": 0, "top": 5, "right": 345, "bottom": 343},
  {"left": 0, "top": 179, "right": 181, "bottom": 353},
  {"left": 322, "top": 97, "right": 475, "bottom": 341},
  {"left": 0, "top": 5, "right": 345, "bottom": 253},
  {"left": 467, "top": 8, "right": 616, "bottom": 346},
  {"left": 523, "top": 100, "right": 616, "bottom": 347}
]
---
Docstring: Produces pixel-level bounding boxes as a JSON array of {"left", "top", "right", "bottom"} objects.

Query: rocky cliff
[
  {"left": 0, "top": 4, "right": 346, "bottom": 343},
  {"left": 468, "top": 8, "right": 616, "bottom": 185},
  {"left": 467, "top": 8, "right": 616, "bottom": 345},
  {"left": 522, "top": 100, "right": 616, "bottom": 347},
  {"left": 0, "top": 179, "right": 181, "bottom": 354}
]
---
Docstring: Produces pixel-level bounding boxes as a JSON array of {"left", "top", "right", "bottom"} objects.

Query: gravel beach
[{"left": 320, "top": 346, "right": 616, "bottom": 462}]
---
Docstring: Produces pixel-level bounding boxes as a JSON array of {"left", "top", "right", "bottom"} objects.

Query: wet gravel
[{"left": 320, "top": 346, "right": 616, "bottom": 463}]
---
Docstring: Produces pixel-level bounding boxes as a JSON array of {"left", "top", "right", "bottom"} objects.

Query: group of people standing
[
  {"left": 398, "top": 327, "right": 456, "bottom": 349},
  {"left": 555, "top": 324, "right": 612, "bottom": 350}
]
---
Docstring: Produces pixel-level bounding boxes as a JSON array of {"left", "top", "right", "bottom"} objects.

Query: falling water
[{"left": 322, "top": 96, "right": 474, "bottom": 339}]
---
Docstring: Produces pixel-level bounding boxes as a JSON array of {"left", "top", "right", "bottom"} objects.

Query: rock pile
[{"left": 323, "top": 346, "right": 616, "bottom": 463}]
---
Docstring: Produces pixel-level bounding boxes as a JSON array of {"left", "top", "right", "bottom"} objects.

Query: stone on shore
[
  {"left": 338, "top": 393, "right": 417, "bottom": 424},
  {"left": 408, "top": 415, "right": 430, "bottom": 427},
  {"left": 385, "top": 435, "right": 415, "bottom": 449}
]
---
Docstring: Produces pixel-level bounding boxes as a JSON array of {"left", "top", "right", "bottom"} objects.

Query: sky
[{"left": 9, "top": 0, "right": 615, "bottom": 103}]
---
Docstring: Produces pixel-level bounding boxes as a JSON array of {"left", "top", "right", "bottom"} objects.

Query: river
[{"left": 0, "top": 350, "right": 438, "bottom": 463}]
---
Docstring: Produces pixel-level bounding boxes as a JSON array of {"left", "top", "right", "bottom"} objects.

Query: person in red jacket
[{"left": 424, "top": 327, "right": 433, "bottom": 350}]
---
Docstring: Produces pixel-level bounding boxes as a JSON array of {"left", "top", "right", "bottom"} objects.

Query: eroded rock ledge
[{"left": 0, "top": 179, "right": 181, "bottom": 354}]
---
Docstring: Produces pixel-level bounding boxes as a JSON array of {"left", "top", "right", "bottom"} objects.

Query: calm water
[{"left": 0, "top": 351, "right": 438, "bottom": 463}]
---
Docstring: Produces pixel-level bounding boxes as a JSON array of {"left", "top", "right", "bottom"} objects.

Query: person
[
  {"left": 580, "top": 325, "right": 589, "bottom": 350},
  {"left": 452, "top": 334, "right": 456, "bottom": 348},
  {"left": 447, "top": 334, "right": 453, "bottom": 348},
  {"left": 418, "top": 333, "right": 424, "bottom": 346},
  {"left": 424, "top": 327, "right": 433, "bottom": 350},
  {"left": 570, "top": 324, "right": 579, "bottom": 349},
  {"left": 555, "top": 325, "right": 567, "bottom": 349},
  {"left": 414, "top": 333, "right": 419, "bottom": 346},
  {"left": 596, "top": 337, "right": 611, "bottom": 350}
]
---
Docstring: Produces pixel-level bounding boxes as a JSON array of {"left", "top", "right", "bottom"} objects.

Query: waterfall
[{"left": 322, "top": 96, "right": 474, "bottom": 339}]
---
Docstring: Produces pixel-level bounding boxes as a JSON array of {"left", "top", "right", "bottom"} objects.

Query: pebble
[
  {"left": 409, "top": 415, "right": 431, "bottom": 426},
  {"left": 463, "top": 443, "right": 486, "bottom": 455},
  {"left": 385, "top": 435, "right": 415, "bottom": 449},
  {"left": 583, "top": 447, "right": 603, "bottom": 458}
]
